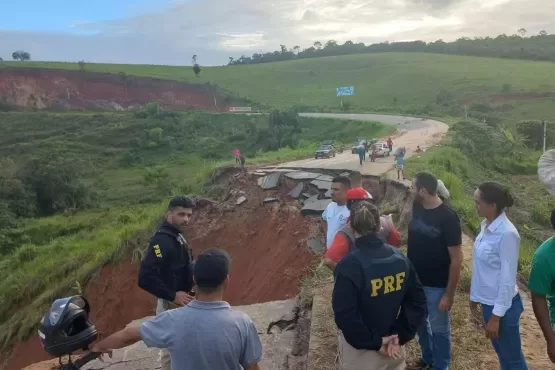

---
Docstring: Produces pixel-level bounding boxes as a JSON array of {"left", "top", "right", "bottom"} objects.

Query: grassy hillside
[
  {"left": 4, "top": 53, "right": 555, "bottom": 112},
  {"left": 0, "top": 110, "right": 393, "bottom": 350}
]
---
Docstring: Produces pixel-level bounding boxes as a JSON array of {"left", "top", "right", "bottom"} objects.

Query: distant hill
[{"left": 3, "top": 52, "right": 555, "bottom": 113}]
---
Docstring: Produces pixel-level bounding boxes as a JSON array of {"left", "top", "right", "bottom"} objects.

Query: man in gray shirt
[{"left": 90, "top": 248, "right": 263, "bottom": 370}]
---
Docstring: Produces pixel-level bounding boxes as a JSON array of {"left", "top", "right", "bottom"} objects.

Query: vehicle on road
[
  {"left": 315, "top": 144, "right": 336, "bottom": 159},
  {"left": 372, "top": 142, "right": 391, "bottom": 157}
]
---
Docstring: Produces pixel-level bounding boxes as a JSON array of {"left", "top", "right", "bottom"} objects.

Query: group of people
[
  {"left": 85, "top": 168, "right": 555, "bottom": 370},
  {"left": 321, "top": 171, "right": 555, "bottom": 370},
  {"left": 357, "top": 137, "right": 395, "bottom": 166}
]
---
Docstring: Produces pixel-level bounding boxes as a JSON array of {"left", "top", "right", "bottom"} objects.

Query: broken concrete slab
[
  {"left": 236, "top": 196, "right": 247, "bottom": 205},
  {"left": 284, "top": 171, "right": 321, "bottom": 180},
  {"left": 258, "top": 168, "right": 293, "bottom": 173},
  {"left": 250, "top": 171, "right": 267, "bottom": 176},
  {"left": 302, "top": 192, "right": 312, "bottom": 198},
  {"left": 340, "top": 171, "right": 351, "bottom": 177},
  {"left": 263, "top": 197, "right": 280, "bottom": 204},
  {"left": 324, "top": 189, "right": 332, "bottom": 198},
  {"left": 307, "top": 238, "right": 326, "bottom": 254},
  {"left": 288, "top": 183, "right": 304, "bottom": 198},
  {"left": 301, "top": 195, "right": 331, "bottom": 215},
  {"left": 259, "top": 172, "right": 281, "bottom": 190},
  {"left": 310, "top": 179, "right": 332, "bottom": 191},
  {"left": 315, "top": 174, "right": 334, "bottom": 182}
]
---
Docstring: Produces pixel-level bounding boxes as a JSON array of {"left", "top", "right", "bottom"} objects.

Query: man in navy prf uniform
[{"left": 138, "top": 196, "right": 196, "bottom": 370}]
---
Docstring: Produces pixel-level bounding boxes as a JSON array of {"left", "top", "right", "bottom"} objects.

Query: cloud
[{"left": 1, "top": 0, "right": 554, "bottom": 65}]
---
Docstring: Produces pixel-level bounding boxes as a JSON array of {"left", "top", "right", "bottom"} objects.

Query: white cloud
[{"left": 1, "top": 0, "right": 554, "bottom": 65}]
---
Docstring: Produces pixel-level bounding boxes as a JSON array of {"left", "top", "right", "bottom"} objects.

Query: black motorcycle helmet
[{"left": 38, "top": 295, "right": 98, "bottom": 358}]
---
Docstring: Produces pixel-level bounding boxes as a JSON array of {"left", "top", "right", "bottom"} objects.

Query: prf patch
[{"left": 153, "top": 245, "right": 163, "bottom": 258}]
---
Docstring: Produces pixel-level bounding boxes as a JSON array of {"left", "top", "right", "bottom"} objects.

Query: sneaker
[{"left": 407, "top": 359, "right": 433, "bottom": 370}]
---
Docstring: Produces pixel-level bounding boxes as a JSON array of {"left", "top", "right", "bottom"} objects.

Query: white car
[{"left": 372, "top": 142, "right": 391, "bottom": 157}]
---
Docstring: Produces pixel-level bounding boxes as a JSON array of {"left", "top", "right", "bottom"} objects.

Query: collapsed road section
[{"left": 20, "top": 166, "right": 413, "bottom": 370}]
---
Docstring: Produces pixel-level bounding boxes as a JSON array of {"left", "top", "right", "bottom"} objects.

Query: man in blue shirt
[{"left": 91, "top": 249, "right": 263, "bottom": 370}]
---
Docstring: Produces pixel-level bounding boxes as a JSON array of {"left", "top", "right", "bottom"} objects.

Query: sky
[{"left": 1, "top": 0, "right": 554, "bottom": 65}]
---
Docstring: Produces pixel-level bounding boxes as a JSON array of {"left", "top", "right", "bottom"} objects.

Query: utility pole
[{"left": 543, "top": 120, "right": 547, "bottom": 152}]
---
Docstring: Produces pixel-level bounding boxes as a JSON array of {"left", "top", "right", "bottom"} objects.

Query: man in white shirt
[{"left": 322, "top": 176, "right": 351, "bottom": 249}]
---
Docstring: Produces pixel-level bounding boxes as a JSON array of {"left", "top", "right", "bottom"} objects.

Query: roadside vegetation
[{"left": 0, "top": 108, "right": 392, "bottom": 350}]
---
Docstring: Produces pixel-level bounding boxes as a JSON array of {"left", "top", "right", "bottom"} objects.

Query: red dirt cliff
[{"left": 0, "top": 67, "right": 230, "bottom": 111}]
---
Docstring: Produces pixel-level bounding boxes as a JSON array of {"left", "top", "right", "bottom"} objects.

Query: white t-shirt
[{"left": 322, "top": 202, "right": 350, "bottom": 248}]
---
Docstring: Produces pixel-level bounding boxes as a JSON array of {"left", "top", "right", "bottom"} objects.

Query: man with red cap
[{"left": 323, "top": 188, "right": 401, "bottom": 271}]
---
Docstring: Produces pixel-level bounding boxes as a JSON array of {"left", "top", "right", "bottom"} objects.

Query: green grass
[
  {"left": 5, "top": 53, "right": 555, "bottom": 111},
  {"left": 0, "top": 111, "right": 393, "bottom": 207}
]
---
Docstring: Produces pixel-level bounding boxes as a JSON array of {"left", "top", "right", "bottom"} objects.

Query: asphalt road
[{"left": 274, "top": 113, "right": 449, "bottom": 176}]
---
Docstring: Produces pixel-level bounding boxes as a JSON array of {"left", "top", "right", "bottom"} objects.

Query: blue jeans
[
  {"left": 418, "top": 286, "right": 451, "bottom": 370},
  {"left": 482, "top": 294, "right": 528, "bottom": 370}
]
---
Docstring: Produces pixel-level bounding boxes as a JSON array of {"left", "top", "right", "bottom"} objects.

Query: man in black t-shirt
[{"left": 407, "top": 172, "right": 463, "bottom": 370}]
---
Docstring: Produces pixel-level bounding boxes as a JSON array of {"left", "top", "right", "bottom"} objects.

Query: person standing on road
[
  {"left": 470, "top": 182, "right": 528, "bottom": 370},
  {"left": 333, "top": 200, "right": 427, "bottom": 370},
  {"left": 528, "top": 210, "right": 555, "bottom": 364},
  {"left": 233, "top": 148, "right": 241, "bottom": 164},
  {"left": 323, "top": 188, "right": 402, "bottom": 271},
  {"left": 387, "top": 137, "right": 393, "bottom": 153},
  {"left": 408, "top": 172, "right": 463, "bottom": 370},
  {"left": 239, "top": 154, "right": 246, "bottom": 172},
  {"left": 394, "top": 149, "right": 406, "bottom": 181},
  {"left": 348, "top": 171, "right": 372, "bottom": 199},
  {"left": 322, "top": 176, "right": 351, "bottom": 249},
  {"left": 357, "top": 144, "right": 366, "bottom": 166},
  {"left": 138, "top": 196, "right": 197, "bottom": 370},
  {"left": 93, "top": 248, "right": 263, "bottom": 370}
]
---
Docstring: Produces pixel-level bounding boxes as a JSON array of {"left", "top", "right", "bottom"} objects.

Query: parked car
[
  {"left": 372, "top": 142, "right": 391, "bottom": 157},
  {"left": 315, "top": 145, "right": 336, "bottom": 159}
]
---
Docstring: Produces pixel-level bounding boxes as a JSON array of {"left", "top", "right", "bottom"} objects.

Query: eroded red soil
[
  {"left": 0, "top": 67, "right": 231, "bottom": 111},
  {"left": 6, "top": 171, "right": 320, "bottom": 369}
]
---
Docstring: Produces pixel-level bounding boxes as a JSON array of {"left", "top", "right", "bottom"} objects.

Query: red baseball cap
[{"left": 346, "top": 188, "right": 370, "bottom": 200}]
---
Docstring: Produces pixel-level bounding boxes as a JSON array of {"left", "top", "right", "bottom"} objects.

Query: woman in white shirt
[{"left": 470, "top": 182, "right": 528, "bottom": 370}]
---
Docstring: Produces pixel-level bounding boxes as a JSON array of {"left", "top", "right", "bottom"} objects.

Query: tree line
[
  {"left": 11, "top": 50, "right": 31, "bottom": 61},
  {"left": 227, "top": 30, "right": 555, "bottom": 66}
]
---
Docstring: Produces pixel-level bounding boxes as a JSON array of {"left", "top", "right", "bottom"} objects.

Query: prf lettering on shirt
[
  {"left": 153, "top": 245, "right": 163, "bottom": 258},
  {"left": 370, "top": 272, "right": 406, "bottom": 296}
]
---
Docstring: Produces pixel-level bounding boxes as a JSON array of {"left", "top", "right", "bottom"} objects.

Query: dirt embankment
[
  {"left": 0, "top": 68, "right": 231, "bottom": 111},
  {"left": 6, "top": 166, "right": 414, "bottom": 370}
]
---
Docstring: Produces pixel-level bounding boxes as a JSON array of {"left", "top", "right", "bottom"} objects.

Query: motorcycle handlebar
[{"left": 72, "top": 352, "right": 101, "bottom": 369}]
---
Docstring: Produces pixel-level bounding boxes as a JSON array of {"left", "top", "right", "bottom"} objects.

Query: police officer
[
  {"left": 138, "top": 196, "right": 196, "bottom": 370},
  {"left": 332, "top": 201, "right": 426, "bottom": 370}
]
